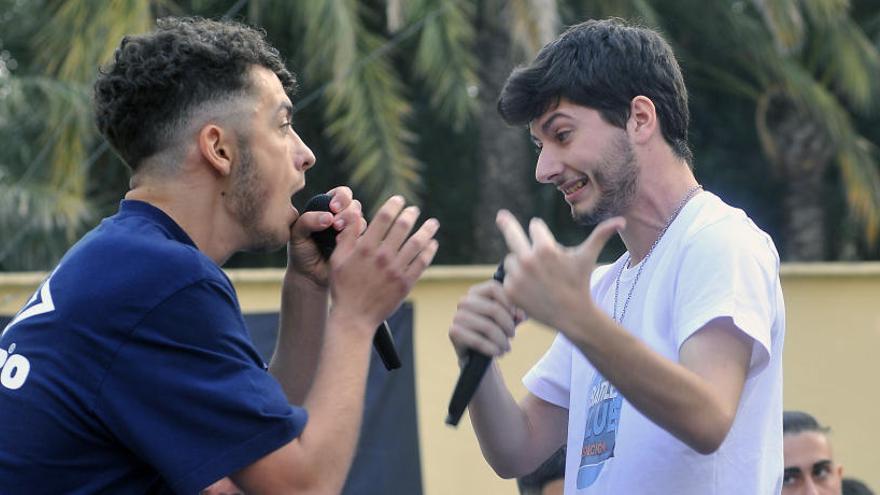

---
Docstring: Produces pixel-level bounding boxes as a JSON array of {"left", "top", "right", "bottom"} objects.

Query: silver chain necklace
[{"left": 612, "top": 185, "right": 703, "bottom": 324}]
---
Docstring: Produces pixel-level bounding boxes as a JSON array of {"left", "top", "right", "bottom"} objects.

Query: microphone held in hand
[
  {"left": 303, "top": 194, "right": 402, "bottom": 371},
  {"left": 445, "top": 262, "right": 505, "bottom": 426}
]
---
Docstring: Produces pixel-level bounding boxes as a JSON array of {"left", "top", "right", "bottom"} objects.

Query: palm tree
[
  {"left": 655, "top": 0, "right": 880, "bottom": 260},
  {"left": 6, "top": 0, "right": 879, "bottom": 269},
  {"left": 1, "top": 0, "right": 485, "bottom": 268},
  {"left": 0, "top": 0, "right": 152, "bottom": 270}
]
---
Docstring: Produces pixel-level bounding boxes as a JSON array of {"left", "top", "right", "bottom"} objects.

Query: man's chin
[
  {"left": 242, "top": 228, "right": 289, "bottom": 254},
  {"left": 572, "top": 203, "right": 600, "bottom": 226}
]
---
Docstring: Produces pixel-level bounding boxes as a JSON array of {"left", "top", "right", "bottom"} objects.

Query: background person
[{"left": 783, "top": 410, "right": 845, "bottom": 495}]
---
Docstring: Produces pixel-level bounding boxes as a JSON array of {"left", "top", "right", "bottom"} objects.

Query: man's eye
[
  {"left": 783, "top": 472, "right": 799, "bottom": 485},
  {"left": 813, "top": 465, "right": 831, "bottom": 478},
  {"left": 280, "top": 121, "right": 293, "bottom": 130},
  {"left": 556, "top": 130, "right": 571, "bottom": 142}
]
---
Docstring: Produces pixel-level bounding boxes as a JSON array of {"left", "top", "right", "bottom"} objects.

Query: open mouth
[{"left": 561, "top": 177, "right": 589, "bottom": 196}]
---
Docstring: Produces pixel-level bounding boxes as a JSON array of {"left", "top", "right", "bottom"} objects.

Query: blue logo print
[{"left": 577, "top": 374, "right": 622, "bottom": 488}]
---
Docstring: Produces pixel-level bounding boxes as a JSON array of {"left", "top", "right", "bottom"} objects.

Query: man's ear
[
  {"left": 198, "top": 124, "right": 235, "bottom": 177},
  {"left": 627, "top": 95, "right": 658, "bottom": 145}
]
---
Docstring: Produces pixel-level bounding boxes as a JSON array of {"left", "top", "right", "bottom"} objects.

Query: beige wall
[{"left": 2, "top": 263, "right": 878, "bottom": 492}]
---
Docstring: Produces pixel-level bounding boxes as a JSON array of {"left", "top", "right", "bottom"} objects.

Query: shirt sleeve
[
  {"left": 523, "top": 333, "right": 573, "bottom": 409},
  {"left": 672, "top": 220, "right": 780, "bottom": 375},
  {"left": 94, "top": 279, "right": 306, "bottom": 494}
]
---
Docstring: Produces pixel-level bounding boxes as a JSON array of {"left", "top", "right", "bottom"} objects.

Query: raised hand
[
  {"left": 494, "top": 209, "right": 624, "bottom": 333},
  {"left": 329, "top": 195, "right": 439, "bottom": 333}
]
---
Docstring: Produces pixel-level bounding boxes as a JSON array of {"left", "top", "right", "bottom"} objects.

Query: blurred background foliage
[{"left": 1, "top": 0, "right": 879, "bottom": 270}]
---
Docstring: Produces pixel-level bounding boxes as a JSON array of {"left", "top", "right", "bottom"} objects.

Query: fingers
[
  {"left": 290, "top": 210, "right": 333, "bottom": 239},
  {"left": 496, "top": 209, "right": 532, "bottom": 256},
  {"left": 332, "top": 199, "right": 362, "bottom": 233},
  {"left": 399, "top": 218, "right": 439, "bottom": 269},
  {"left": 528, "top": 217, "right": 557, "bottom": 248},
  {"left": 449, "top": 281, "right": 519, "bottom": 357},
  {"left": 325, "top": 186, "right": 353, "bottom": 213},
  {"left": 324, "top": 185, "right": 362, "bottom": 235},
  {"left": 361, "top": 196, "right": 407, "bottom": 246},
  {"left": 576, "top": 216, "right": 625, "bottom": 264},
  {"left": 405, "top": 237, "right": 439, "bottom": 280},
  {"left": 383, "top": 205, "right": 421, "bottom": 251}
]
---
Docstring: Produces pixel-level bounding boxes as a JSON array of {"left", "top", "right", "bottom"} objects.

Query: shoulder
[
  {"left": 680, "top": 193, "right": 779, "bottom": 270},
  {"left": 55, "top": 211, "right": 229, "bottom": 309}
]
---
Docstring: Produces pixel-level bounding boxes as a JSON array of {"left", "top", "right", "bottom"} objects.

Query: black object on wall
[{"left": 246, "top": 303, "right": 424, "bottom": 495}]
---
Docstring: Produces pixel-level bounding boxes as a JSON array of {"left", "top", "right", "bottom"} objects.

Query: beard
[
  {"left": 573, "top": 134, "right": 639, "bottom": 226},
  {"left": 228, "top": 139, "right": 287, "bottom": 253}
]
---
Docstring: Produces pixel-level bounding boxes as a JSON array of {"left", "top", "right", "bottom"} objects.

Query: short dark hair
[
  {"left": 94, "top": 17, "right": 295, "bottom": 170},
  {"left": 498, "top": 18, "right": 692, "bottom": 163},
  {"left": 517, "top": 446, "right": 566, "bottom": 495},
  {"left": 843, "top": 478, "right": 876, "bottom": 495},
  {"left": 783, "top": 410, "right": 831, "bottom": 435}
]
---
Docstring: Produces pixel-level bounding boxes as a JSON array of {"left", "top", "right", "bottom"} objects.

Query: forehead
[
  {"left": 248, "top": 65, "right": 291, "bottom": 112},
  {"left": 528, "top": 98, "right": 603, "bottom": 136},
  {"left": 784, "top": 431, "right": 833, "bottom": 467}
]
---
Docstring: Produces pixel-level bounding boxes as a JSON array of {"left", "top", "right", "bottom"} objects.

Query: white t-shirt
[{"left": 523, "top": 192, "right": 785, "bottom": 495}]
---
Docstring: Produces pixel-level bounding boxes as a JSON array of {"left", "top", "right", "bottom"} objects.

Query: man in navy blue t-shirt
[{"left": 0, "top": 17, "right": 439, "bottom": 494}]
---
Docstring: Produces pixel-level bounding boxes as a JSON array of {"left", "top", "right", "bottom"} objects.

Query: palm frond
[
  {"left": 508, "top": 0, "right": 560, "bottom": 57},
  {"left": 813, "top": 17, "right": 880, "bottom": 112},
  {"left": 800, "top": 0, "right": 849, "bottom": 27},
  {"left": 294, "top": 0, "right": 421, "bottom": 209},
  {"left": 386, "top": 0, "right": 405, "bottom": 32},
  {"left": 749, "top": 0, "right": 806, "bottom": 54},
  {"left": 583, "top": 0, "right": 662, "bottom": 29},
  {"left": 36, "top": 0, "right": 153, "bottom": 82},
  {"left": 836, "top": 137, "right": 880, "bottom": 246},
  {"left": 0, "top": 177, "right": 94, "bottom": 270},
  {"left": 408, "top": 0, "right": 479, "bottom": 130}
]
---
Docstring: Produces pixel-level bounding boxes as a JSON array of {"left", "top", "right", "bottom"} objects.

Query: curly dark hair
[
  {"left": 94, "top": 17, "right": 295, "bottom": 171},
  {"left": 498, "top": 18, "right": 692, "bottom": 164}
]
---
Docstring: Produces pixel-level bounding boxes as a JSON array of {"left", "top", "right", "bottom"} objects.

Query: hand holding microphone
[
  {"left": 303, "top": 193, "right": 440, "bottom": 370},
  {"left": 446, "top": 262, "right": 517, "bottom": 426}
]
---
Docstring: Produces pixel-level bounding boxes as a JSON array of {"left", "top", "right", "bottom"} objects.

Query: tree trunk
[
  {"left": 759, "top": 92, "right": 835, "bottom": 261},
  {"left": 472, "top": 0, "right": 535, "bottom": 263},
  {"left": 782, "top": 167, "right": 826, "bottom": 261}
]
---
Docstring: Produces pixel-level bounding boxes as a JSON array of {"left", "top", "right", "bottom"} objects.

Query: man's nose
[
  {"left": 292, "top": 132, "right": 316, "bottom": 171},
  {"left": 535, "top": 148, "right": 561, "bottom": 184},
  {"left": 801, "top": 477, "right": 820, "bottom": 495}
]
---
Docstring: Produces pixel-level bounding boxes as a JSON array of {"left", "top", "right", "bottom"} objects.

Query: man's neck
[
  {"left": 617, "top": 160, "right": 699, "bottom": 265},
  {"left": 125, "top": 178, "right": 241, "bottom": 265}
]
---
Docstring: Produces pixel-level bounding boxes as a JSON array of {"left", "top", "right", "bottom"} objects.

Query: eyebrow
[
  {"left": 811, "top": 460, "right": 833, "bottom": 472},
  {"left": 784, "top": 467, "right": 801, "bottom": 477},
  {"left": 530, "top": 112, "right": 570, "bottom": 143},
  {"left": 541, "top": 112, "right": 570, "bottom": 134},
  {"left": 278, "top": 102, "right": 293, "bottom": 120}
]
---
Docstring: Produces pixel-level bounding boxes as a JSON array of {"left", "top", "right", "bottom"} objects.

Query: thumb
[
  {"left": 575, "top": 217, "right": 625, "bottom": 264},
  {"left": 291, "top": 210, "right": 334, "bottom": 240}
]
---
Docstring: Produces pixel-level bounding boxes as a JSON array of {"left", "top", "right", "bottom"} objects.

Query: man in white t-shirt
[{"left": 448, "top": 18, "right": 784, "bottom": 494}]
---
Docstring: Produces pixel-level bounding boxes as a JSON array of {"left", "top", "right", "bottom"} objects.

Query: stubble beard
[
  {"left": 229, "top": 140, "right": 287, "bottom": 253},
  {"left": 573, "top": 135, "right": 639, "bottom": 226}
]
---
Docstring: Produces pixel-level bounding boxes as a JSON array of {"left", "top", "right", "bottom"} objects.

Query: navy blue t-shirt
[{"left": 0, "top": 200, "right": 307, "bottom": 494}]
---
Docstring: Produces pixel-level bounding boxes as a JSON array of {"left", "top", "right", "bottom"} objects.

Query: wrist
[
  {"left": 326, "top": 307, "right": 377, "bottom": 342},
  {"left": 284, "top": 268, "right": 330, "bottom": 294},
  {"left": 558, "top": 299, "right": 606, "bottom": 351}
]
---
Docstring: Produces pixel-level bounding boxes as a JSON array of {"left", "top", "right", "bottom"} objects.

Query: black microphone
[
  {"left": 302, "top": 194, "right": 402, "bottom": 371},
  {"left": 445, "top": 262, "right": 505, "bottom": 426}
]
